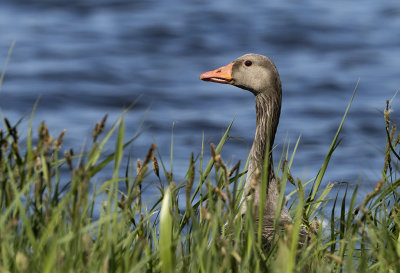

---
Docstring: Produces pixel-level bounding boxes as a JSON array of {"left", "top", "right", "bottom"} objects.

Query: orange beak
[{"left": 199, "top": 62, "right": 233, "bottom": 85}]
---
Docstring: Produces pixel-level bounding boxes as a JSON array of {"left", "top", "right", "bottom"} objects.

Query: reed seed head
[
  {"left": 54, "top": 129, "right": 66, "bottom": 150},
  {"left": 93, "top": 114, "right": 108, "bottom": 142},
  {"left": 136, "top": 158, "right": 142, "bottom": 175},
  {"left": 143, "top": 143, "right": 156, "bottom": 166},
  {"left": 152, "top": 154, "right": 159, "bottom": 178}
]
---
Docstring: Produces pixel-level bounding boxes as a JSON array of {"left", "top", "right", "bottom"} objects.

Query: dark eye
[{"left": 244, "top": 60, "right": 252, "bottom": 67}]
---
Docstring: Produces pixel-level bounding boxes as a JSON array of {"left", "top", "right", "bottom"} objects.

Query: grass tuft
[{"left": 0, "top": 87, "right": 399, "bottom": 272}]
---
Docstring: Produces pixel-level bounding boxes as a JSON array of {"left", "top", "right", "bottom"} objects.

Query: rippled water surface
[{"left": 1, "top": 0, "right": 400, "bottom": 202}]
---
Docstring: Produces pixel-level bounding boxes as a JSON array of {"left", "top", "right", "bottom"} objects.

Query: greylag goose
[{"left": 200, "top": 53, "right": 308, "bottom": 249}]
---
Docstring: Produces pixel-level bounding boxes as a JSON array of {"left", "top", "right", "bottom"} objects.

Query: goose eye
[{"left": 244, "top": 60, "right": 252, "bottom": 67}]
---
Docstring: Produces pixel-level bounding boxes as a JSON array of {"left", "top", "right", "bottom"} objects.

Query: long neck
[
  {"left": 244, "top": 91, "right": 292, "bottom": 222},
  {"left": 249, "top": 92, "right": 281, "bottom": 180}
]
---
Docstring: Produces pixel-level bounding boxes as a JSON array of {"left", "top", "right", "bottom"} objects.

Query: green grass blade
[
  {"left": 113, "top": 115, "right": 125, "bottom": 180},
  {"left": 258, "top": 134, "right": 270, "bottom": 248},
  {"left": 26, "top": 99, "right": 40, "bottom": 170},
  {"left": 306, "top": 81, "right": 358, "bottom": 217},
  {"left": 171, "top": 121, "right": 174, "bottom": 177},
  {"left": 0, "top": 40, "right": 15, "bottom": 92},
  {"left": 160, "top": 186, "right": 174, "bottom": 273},
  {"left": 190, "top": 119, "right": 234, "bottom": 203},
  {"left": 86, "top": 117, "right": 121, "bottom": 169}
]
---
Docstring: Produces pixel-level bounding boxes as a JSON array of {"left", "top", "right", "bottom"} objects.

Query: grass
[{"left": 0, "top": 90, "right": 399, "bottom": 272}]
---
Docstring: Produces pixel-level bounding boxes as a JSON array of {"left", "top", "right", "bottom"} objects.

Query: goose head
[{"left": 200, "top": 53, "right": 281, "bottom": 97}]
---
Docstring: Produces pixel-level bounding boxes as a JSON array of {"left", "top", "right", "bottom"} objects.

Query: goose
[{"left": 200, "top": 53, "right": 308, "bottom": 248}]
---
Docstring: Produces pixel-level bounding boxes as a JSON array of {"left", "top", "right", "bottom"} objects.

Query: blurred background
[{"left": 1, "top": 0, "right": 399, "bottom": 203}]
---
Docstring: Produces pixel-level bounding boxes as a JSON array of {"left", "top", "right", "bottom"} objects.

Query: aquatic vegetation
[{"left": 0, "top": 94, "right": 399, "bottom": 273}]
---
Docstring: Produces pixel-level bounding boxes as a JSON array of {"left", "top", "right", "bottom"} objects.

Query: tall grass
[{"left": 0, "top": 94, "right": 399, "bottom": 272}]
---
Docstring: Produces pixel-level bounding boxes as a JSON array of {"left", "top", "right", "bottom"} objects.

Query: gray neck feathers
[
  {"left": 246, "top": 92, "right": 281, "bottom": 187},
  {"left": 243, "top": 90, "right": 292, "bottom": 222},
  {"left": 253, "top": 92, "right": 281, "bottom": 169}
]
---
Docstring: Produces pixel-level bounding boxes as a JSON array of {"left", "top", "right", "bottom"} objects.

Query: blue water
[{"left": 1, "top": 0, "right": 400, "bottom": 204}]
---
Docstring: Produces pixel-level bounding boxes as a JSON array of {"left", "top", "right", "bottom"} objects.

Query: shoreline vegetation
[{"left": 0, "top": 92, "right": 399, "bottom": 272}]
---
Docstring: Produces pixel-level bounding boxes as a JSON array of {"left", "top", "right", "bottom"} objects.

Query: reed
[{"left": 0, "top": 95, "right": 399, "bottom": 273}]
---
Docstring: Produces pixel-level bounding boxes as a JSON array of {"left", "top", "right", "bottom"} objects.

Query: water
[{"left": 1, "top": 0, "right": 400, "bottom": 204}]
